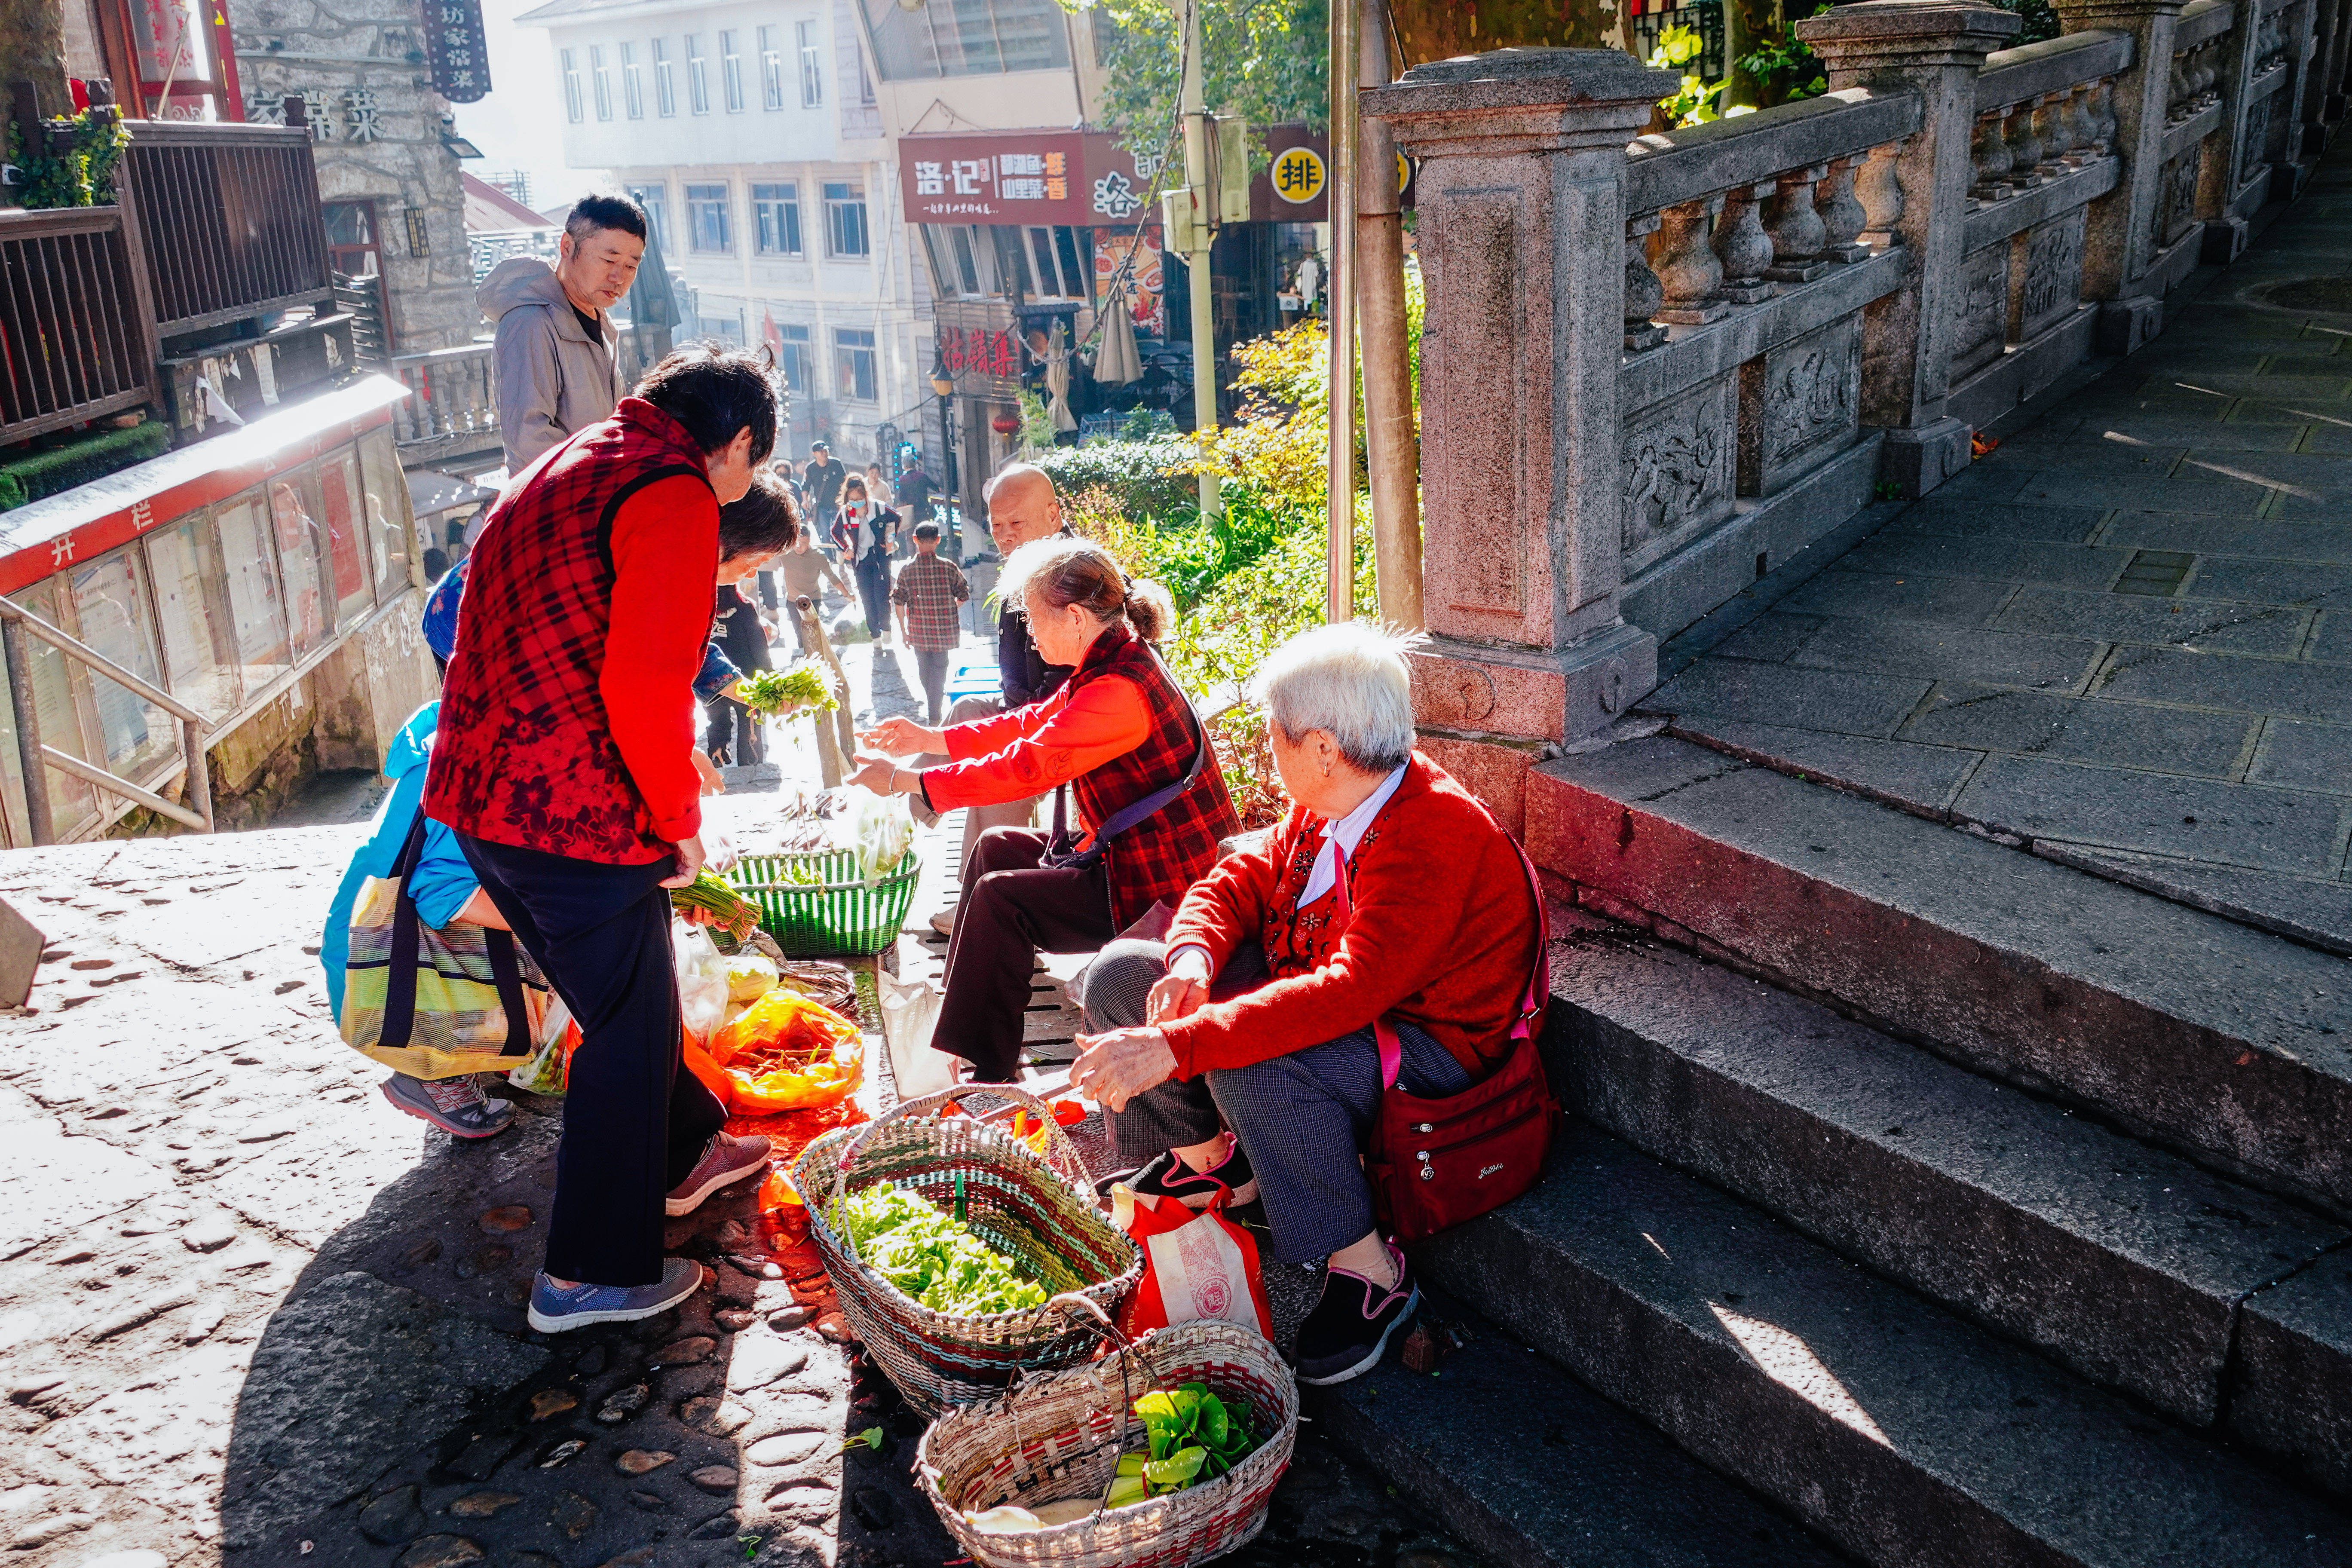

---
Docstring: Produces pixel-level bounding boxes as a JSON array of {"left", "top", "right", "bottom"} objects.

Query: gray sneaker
[
  {"left": 527, "top": 1256, "right": 706, "bottom": 1333},
  {"left": 381, "top": 1072, "right": 514, "bottom": 1139},
  {"left": 665, "top": 1131, "right": 773, "bottom": 1216}
]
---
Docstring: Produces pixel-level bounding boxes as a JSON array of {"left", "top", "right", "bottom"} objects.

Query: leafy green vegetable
[
  {"left": 1120, "top": 1383, "right": 1262, "bottom": 1500},
  {"left": 840, "top": 1427, "right": 883, "bottom": 1452},
  {"left": 739, "top": 665, "right": 838, "bottom": 716},
  {"left": 669, "top": 867, "right": 759, "bottom": 941},
  {"left": 830, "top": 1183, "right": 1048, "bottom": 1315}
]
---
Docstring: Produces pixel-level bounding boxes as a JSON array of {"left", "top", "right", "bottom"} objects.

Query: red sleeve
[
  {"left": 924, "top": 676, "right": 1152, "bottom": 810},
  {"left": 599, "top": 474, "right": 717, "bottom": 843},
  {"left": 1159, "top": 811, "right": 1299, "bottom": 975}
]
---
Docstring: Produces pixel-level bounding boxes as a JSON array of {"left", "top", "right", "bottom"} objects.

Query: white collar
[{"left": 1301, "top": 763, "right": 1409, "bottom": 906}]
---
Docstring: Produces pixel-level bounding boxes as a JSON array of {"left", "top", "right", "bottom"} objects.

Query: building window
[
  {"left": 835, "top": 327, "right": 877, "bottom": 402},
  {"left": 753, "top": 182, "right": 802, "bottom": 255},
  {"left": 759, "top": 25, "right": 784, "bottom": 110},
  {"left": 621, "top": 41, "right": 643, "bottom": 118},
  {"left": 823, "top": 181, "right": 867, "bottom": 257},
  {"left": 652, "top": 38, "right": 674, "bottom": 116},
  {"left": 775, "top": 323, "right": 811, "bottom": 391},
  {"left": 686, "top": 182, "right": 732, "bottom": 252},
  {"left": 561, "top": 48, "right": 582, "bottom": 122},
  {"left": 145, "top": 513, "right": 242, "bottom": 719},
  {"left": 322, "top": 200, "right": 380, "bottom": 279},
  {"left": 798, "top": 20, "right": 823, "bottom": 107},
  {"left": 857, "top": 0, "right": 1072, "bottom": 80},
  {"left": 855, "top": 41, "right": 876, "bottom": 104},
  {"left": 66, "top": 550, "right": 174, "bottom": 778},
  {"left": 720, "top": 29, "right": 744, "bottom": 112},
  {"left": 633, "top": 185, "right": 670, "bottom": 249},
  {"left": 686, "top": 34, "right": 710, "bottom": 113},
  {"left": 1023, "top": 225, "right": 1087, "bottom": 298},
  {"left": 590, "top": 44, "right": 612, "bottom": 120}
]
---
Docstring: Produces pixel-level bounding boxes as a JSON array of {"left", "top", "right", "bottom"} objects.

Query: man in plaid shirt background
[{"left": 891, "top": 520, "right": 970, "bottom": 724}]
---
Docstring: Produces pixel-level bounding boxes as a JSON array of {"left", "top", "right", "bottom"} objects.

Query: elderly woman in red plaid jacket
[{"left": 854, "top": 537, "right": 1241, "bottom": 1081}]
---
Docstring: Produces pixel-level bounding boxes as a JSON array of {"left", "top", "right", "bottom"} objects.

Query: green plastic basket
[{"left": 727, "top": 848, "right": 921, "bottom": 957}]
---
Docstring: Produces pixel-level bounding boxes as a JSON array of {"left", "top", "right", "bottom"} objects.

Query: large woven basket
[
  {"left": 728, "top": 848, "right": 920, "bottom": 957},
  {"left": 793, "top": 1085, "right": 1143, "bottom": 1417},
  {"left": 916, "top": 1314, "right": 1300, "bottom": 1568}
]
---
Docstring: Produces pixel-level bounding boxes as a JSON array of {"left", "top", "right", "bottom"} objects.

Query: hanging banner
[
  {"left": 1094, "top": 226, "right": 1165, "bottom": 338},
  {"left": 427, "top": 0, "right": 491, "bottom": 103},
  {"left": 899, "top": 131, "right": 1161, "bottom": 227}
]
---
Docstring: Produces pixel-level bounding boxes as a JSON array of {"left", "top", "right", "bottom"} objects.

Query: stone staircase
[{"left": 1317, "top": 735, "right": 2352, "bottom": 1566}]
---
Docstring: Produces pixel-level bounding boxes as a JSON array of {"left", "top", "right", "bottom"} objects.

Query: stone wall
[{"left": 230, "top": 0, "right": 479, "bottom": 355}]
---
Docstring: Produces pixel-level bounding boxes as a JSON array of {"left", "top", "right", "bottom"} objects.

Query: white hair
[{"left": 1252, "top": 622, "right": 1418, "bottom": 773}]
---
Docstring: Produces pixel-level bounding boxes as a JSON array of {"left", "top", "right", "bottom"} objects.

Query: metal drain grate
[{"left": 2112, "top": 549, "right": 2195, "bottom": 596}]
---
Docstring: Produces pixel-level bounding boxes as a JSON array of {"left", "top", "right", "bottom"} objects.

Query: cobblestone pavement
[{"left": 0, "top": 619, "right": 1482, "bottom": 1568}]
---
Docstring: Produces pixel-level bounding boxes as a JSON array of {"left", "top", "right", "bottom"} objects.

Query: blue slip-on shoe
[
  {"left": 665, "top": 1131, "right": 773, "bottom": 1216},
  {"left": 381, "top": 1072, "right": 515, "bottom": 1139},
  {"left": 527, "top": 1256, "right": 706, "bottom": 1333}
]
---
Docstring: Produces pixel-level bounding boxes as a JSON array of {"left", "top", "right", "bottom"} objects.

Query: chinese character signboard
[
  {"left": 1249, "top": 125, "right": 1415, "bottom": 223},
  {"left": 935, "top": 322, "right": 1023, "bottom": 396},
  {"left": 428, "top": 0, "right": 491, "bottom": 102},
  {"left": 900, "top": 132, "right": 1153, "bottom": 227}
]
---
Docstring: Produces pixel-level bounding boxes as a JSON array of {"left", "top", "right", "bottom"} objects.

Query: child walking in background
[{"left": 891, "top": 520, "right": 970, "bottom": 725}]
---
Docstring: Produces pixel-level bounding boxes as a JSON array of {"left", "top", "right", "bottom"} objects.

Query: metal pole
[
  {"left": 2, "top": 617, "right": 53, "bottom": 848},
  {"left": 1325, "top": 0, "right": 1362, "bottom": 623},
  {"left": 1356, "top": 0, "right": 1424, "bottom": 630},
  {"left": 181, "top": 716, "right": 214, "bottom": 833},
  {"left": 1182, "top": 0, "right": 1222, "bottom": 519}
]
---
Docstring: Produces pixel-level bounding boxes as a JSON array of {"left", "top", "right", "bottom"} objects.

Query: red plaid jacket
[
  {"left": 1063, "top": 626, "right": 1241, "bottom": 928},
  {"left": 424, "top": 399, "right": 716, "bottom": 864},
  {"left": 889, "top": 552, "right": 968, "bottom": 651}
]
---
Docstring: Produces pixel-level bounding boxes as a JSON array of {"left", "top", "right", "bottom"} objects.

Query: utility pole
[
  {"left": 1179, "top": 0, "right": 1221, "bottom": 519},
  {"left": 1356, "top": 0, "right": 1422, "bottom": 629},
  {"left": 1324, "top": 0, "right": 1360, "bottom": 622}
]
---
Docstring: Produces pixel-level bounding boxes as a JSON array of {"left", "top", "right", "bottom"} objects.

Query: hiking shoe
[
  {"left": 1096, "top": 1136, "right": 1258, "bottom": 1209},
  {"left": 381, "top": 1072, "right": 514, "bottom": 1139},
  {"left": 1293, "top": 1243, "right": 1418, "bottom": 1386},
  {"left": 665, "top": 1131, "right": 772, "bottom": 1216},
  {"left": 527, "top": 1256, "right": 706, "bottom": 1333}
]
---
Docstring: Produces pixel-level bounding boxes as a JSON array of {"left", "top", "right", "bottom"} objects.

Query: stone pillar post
[
  {"left": 1800, "top": 1, "right": 2021, "bottom": 499},
  {"left": 2197, "top": 0, "right": 2259, "bottom": 260},
  {"left": 1362, "top": 49, "right": 1674, "bottom": 829},
  {"left": 2050, "top": 0, "right": 2188, "bottom": 349}
]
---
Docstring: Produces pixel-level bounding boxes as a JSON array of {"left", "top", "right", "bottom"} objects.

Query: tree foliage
[{"left": 1067, "top": 0, "right": 1329, "bottom": 156}]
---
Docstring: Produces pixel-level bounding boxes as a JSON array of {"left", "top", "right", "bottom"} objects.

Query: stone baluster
[
  {"left": 1626, "top": 213, "right": 1668, "bottom": 351},
  {"left": 1763, "top": 164, "right": 1831, "bottom": 280},
  {"left": 1652, "top": 196, "right": 1727, "bottom": 322},
  {"left": 2093, "top": 76, "right": 2120, "bottom": 148},
  {"left": 1856, "top": 140, "right": 1905, "bottom": 246},
  {"left": 2050, "top": 0, "right": 2191, "bottom": 350},
  {"left": 1970, "top": 109, "right": 2015, "bottom": 195},
  {"left": 2063, "top": 82, "right": 2101, "bottom": 154},
  {"left": 1713, "top": 182, "right": 1778, "bottom": 301},
  {"left": 2169, "top": 49, "right": 2192, "bottom": 116},
  {"left": 2033, "top": 91, "right": 2073, "bottom": 165},
  {"left": 2004, "top": 100, "right": 2046, "bottom": 182},
  {"left": 1815, "top": 155, "right": 1871, "bottom": 261}
]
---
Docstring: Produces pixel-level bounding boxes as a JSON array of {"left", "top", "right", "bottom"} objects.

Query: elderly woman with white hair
[{"left": 1072, "top": 622, "right": 1542, "bottom": 1387}]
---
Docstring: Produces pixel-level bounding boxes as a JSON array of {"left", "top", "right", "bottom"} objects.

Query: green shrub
[
  {"left": 1031, "top": 438, "right": 1199, "bottom": 521},
  {"left": 0, "top": 421, "right": 169, "bottom": 513}
]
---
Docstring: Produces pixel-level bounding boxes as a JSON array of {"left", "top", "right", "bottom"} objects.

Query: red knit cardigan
[{"left": 1157, "top": 752, "right": 1542, "bottom": 1080}]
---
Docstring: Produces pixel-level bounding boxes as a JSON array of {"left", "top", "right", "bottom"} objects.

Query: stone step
[
  {"left": 1546, "top": 913, "right": 2350, "bottom": 1445},
  {"left": 1417, "top": 1124, "right": 2352, "bottom": 1568},
  {"left": 1522, "top": 736, "right": 2352, "bottom": 1216},
  {"left": 1308, "top": 1289, "right": 1846, "bottom": 1568}
]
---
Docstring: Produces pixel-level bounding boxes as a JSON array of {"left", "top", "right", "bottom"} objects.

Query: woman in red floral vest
[{"left": 855, "top": 538, "right": 1241, "bottom": 1081}]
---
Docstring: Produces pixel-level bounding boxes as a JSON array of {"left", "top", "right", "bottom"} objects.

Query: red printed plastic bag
[{"left": 1109, "top": 1185, "right": 1274, "bottom": 1341}]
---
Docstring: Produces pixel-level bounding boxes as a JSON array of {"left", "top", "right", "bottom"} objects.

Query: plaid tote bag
[{"left": 339, "top": 814, "right": 554, "bottom": 1079}]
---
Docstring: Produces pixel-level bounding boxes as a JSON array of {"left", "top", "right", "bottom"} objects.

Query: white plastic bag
[
  {"left": 878, "top": 971, "right": 958, "bottom": 1099},
  {"left": 674, "top": 923, "right": 731, "bottom": 1044},
  {"left": 838, "top": 794, "right": 913, "bottom": 885}
]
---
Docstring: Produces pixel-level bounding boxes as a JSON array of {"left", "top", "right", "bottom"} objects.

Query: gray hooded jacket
[{"left": 478, "top": 257, "right": 624, "bottom": 474}]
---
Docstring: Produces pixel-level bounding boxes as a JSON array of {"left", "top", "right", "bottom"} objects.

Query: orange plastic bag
[
  {"left": 1110, "top": 1185, "right": 1274, "bottom": 1340},
  {"left": 710, "top": 989, "right": 864, "bottom": 1112},
  {"left": 1009, "top": 1100, "right": 1087, "bottom": 1155},
  {"left": 683, "top": 1030, "right": 736, "bottom": 1112}
]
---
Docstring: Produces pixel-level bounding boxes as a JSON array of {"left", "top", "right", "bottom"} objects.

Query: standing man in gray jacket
[{"left": 477, "top": 193, "right": 647, "bottom": 475}]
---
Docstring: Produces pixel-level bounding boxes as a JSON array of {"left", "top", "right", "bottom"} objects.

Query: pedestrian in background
[
  {"left": 892, "top": 520, "right": 970, "bottom": 725},
  {"left": 776, "top": 525, "right": 851, "bottom": 655},
  {"left": 833, "top": 475, "right": 899, "bottom": 645},
  {"left": 478, "top": 192, "right": 642, "bottom": 474},
  {"left": 802, "top": 441, "right": 846, "bottom": 527}
]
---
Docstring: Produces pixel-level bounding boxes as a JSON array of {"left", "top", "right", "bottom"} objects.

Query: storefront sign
[
  {"left": 937, "top": 325, "right": 1022, "bottom": 383},
  {"left": 900, "top": 131, "right": 1157, "bottom": 227},
  {"left": 427, "top": 0, "right": 491, "bottom": 103},
  {"left": 1094, "top": 227, "right": 1165, "bottom": 338},
  {"left": 1250, "top": 126, "right": 1414, "bottom": 223}
]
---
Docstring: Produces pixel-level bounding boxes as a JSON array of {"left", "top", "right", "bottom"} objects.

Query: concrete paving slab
[
  {"left": 1642, "top": 660, "right": 1934, "bottom": 738},
  {"left": 1777, "top": 570, "right": 2018, "bottom": 625},
  {"left": 2078, "top": 417, "right": 2309, "bottom": 452},
  {"left": 2186, "top": 555, "right": 2352, "bottom": 604},
  {"left": 1992, "top": 586, "right": 2309, "bottom": 653},
  {"left": 1951, "top": 754, "right": 2347, "bottom": 875},
  {"left": 1549, "top": 931, "right": 2349, "bottom": 1423},
  {"left": 1977, "top": 439, "right": 2190, "bottom": 472},
  {"left": 1838, "top": 531, "right": 2132, "bottom": 589},
  {"left": 2009, "top": 472, "right": 2276, "bottom": 515},
  {"left": 1712, "top": 610, "right": 1827, "bottom": 663},
  {"left": 1883, "top": 499, "right": 2111, "bottom": 542},
  {"left": 2034, "top": 843, "right": 2352, "bottom": 955},
  {"left": 2096, "top": 645, "right": 2352, "bottom": 720},
  {"left": 2299, "top": 609, "right": 2352, "bottom": 663},
  {"left": 1419, "top": 1126, "right": 2352, "bottom": 1568},
  {"left": 1666, "top": 717, "right": 1982, "bottom": 812},
  {"left": 2253, "top": 715, "right": 2352, "bottom": 790},
  {"left": 1787, "top": 619, "right": 2104, "bottom": 690},
  {"left": 2105, "top": 513, "right": 2352, "bottom": 561},
  {"left": 2236, "top": 1249, "right": 2352, "bottom": 1501},
  {"left": 1897, "top": 686, "right": 2257, "bottom": 776}
]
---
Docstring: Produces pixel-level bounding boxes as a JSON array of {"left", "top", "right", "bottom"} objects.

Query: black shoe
[
  {"left": 1293, "top": 1244, "right": 1418, "bottom": 1386},
  {"left": 1095, "top": 1137, "right": 1258, "bottom": 1209}
]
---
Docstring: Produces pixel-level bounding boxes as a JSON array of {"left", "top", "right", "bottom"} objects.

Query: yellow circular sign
[
  {"left": 1271, "top": 145, "right": 1326, "bottom": 206},
  {"left": 1397, "top": 150, "right": 1412, "bottom": 194}
]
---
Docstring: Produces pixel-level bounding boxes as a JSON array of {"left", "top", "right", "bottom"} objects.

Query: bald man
[{"left": 919, "top": 462, "right": 1076, "bottom": 934}]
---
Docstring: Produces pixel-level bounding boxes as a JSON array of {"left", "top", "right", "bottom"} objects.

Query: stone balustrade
[{"left": 1363, "top": 0, "right": 2351, "bottom": 823}]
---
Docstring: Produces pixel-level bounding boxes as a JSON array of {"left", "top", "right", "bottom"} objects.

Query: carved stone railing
[{"left": 390, "top": 343, "right": 499, "bottom": 455}]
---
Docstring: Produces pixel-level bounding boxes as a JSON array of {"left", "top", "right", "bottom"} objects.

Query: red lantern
[{"left": 990, "top": 412, "right": 1021, "bottom": 435}]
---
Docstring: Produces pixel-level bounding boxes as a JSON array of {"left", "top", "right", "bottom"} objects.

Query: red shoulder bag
[{"left": 1339, "top": 837, "right": 1556, "bottom": 1243}]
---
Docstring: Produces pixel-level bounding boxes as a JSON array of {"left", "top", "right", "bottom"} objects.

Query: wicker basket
[
  {"left": 728, "top": 848, "right": 919, "bottom": 957},
  {"left": 916, "top": 1314, "right": 1300, "bottom": 1568},
  {"left": 793, "top": 1085, "right": 1143, "bottom": 1417}
]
